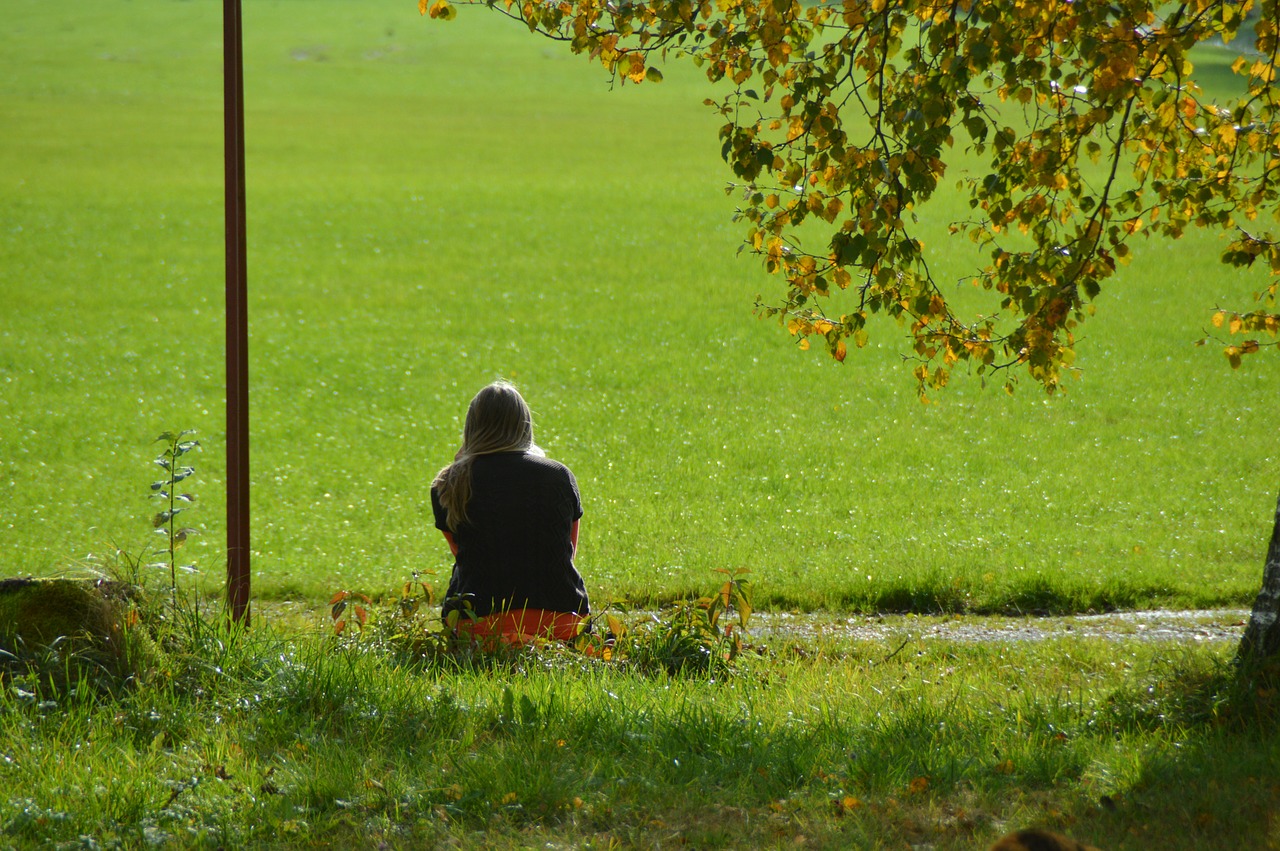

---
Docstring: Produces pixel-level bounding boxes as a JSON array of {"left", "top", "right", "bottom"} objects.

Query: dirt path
[{"left": 747, "top": 609, "right": 1252, "bottom": 644}]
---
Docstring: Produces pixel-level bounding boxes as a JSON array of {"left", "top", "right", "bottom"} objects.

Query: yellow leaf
[
  {"left": 627, "top": 55, "right": 646, "bottom": 83},
  {"left": 427, "top": 0, "right": 456, "bottom": 19},
  {"left": 1211, "top": 311, "right": 1226, "bottom": 328},
  {"left": 798, "top": 338, "right": 810, "bottom": 350}
]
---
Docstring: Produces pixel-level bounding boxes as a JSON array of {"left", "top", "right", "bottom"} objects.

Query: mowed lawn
[{"left": 1, "top": 0, "right": 1277, "bottom": 612}]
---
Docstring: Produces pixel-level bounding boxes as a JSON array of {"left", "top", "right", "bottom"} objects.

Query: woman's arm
[
  {"left": 441, "top": 530, "right": 459, "bottom": 557},
  {"left": 570, "top": 519, "right": 579, "bottom": 555}
]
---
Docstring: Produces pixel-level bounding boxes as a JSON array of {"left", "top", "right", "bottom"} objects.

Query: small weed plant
[
  {"left": 325, "top": 568, "right": 756, "bottom": 677},
  {"left": 591, "top": 567, "right": 754, "bottom": 676},
  {"left": 149, "top": 430, "right": 200, "bottom": 603}
]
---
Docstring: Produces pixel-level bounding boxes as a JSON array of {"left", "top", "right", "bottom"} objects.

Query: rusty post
[{"left": 224, "top": 0, "right": 251, "bottom": 625}]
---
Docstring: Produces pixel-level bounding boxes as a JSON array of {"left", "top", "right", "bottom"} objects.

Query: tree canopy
[{"left": 426, "top": 0, "right": 1280, "bottom": 395}]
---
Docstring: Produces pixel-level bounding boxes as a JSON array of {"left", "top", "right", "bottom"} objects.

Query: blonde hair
[{"left": 432, "top": 381, "right": 537, "bottom": 530}]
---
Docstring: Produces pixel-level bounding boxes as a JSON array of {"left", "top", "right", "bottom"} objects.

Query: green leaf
[
  {"left": 519, "top": 694, "right": 538, "bottom": 726},
  {"left": 645, "top": 66, "right": 663, "bottom": 83}
]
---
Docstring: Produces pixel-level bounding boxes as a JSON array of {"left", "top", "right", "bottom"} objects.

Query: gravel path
[{"left": 746, "top": 609, "right": 1252, "bottom": 644}]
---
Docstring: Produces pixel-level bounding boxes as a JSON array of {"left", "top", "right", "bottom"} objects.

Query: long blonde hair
[{"left": 432, "top": 381, "right": 537, "bottom": 530}]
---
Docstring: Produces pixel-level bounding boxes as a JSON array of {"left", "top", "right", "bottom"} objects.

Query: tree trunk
[{"left": 1237, "top": 489, "right": 1280, "bottom": 661}]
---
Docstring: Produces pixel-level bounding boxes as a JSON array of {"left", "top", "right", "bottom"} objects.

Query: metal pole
[{"left": 224, "top": 0, "right": 251, "bottom": 625}]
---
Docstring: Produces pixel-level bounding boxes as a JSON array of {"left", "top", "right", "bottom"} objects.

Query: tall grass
[
  {"left": 0, "top": 0, "right": 1277, "bottom": 613},
  {"left": 2, "top": 606, "right": 1277, "bottom": 849}
]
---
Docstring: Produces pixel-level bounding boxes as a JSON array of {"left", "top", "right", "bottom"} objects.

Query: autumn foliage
[{"left": 427, "top": 0, "right": 1280, "bottom": 395}]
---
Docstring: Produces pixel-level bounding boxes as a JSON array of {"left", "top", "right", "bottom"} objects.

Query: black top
[{"left": 431, "top": 451, "right": 588, "bottom": 618}]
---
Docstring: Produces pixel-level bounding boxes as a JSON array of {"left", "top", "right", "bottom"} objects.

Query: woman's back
[{"left": 431, "top": 450, "right": 588, "bottom": 617}]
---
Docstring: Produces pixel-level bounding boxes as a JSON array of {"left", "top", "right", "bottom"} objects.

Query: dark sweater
[{"left": 431, "top": 451, "right": 588, "bottom": 617}]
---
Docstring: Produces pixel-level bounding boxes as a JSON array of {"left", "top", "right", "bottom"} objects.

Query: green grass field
[{"left": 2, "top": 0, "right": 1277, "bottom": 613}]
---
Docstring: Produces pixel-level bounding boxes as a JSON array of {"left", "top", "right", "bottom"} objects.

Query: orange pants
[{"left": 453, "top": 608, "right": 584, "bottom": 645}]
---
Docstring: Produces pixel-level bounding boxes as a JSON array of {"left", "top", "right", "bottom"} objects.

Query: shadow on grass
[
  {"left": 786, "top": 574, "right": 1201, "bottom": 617},
  {"left": 1082, "top": 731, "right": 1280, "bottom": 849},
  {"left": 1070, "top": 653, "right": 1280, "bottom": 849}
]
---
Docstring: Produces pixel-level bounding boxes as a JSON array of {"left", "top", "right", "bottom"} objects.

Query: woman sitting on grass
[{"left": 430, "top": 380, "right": 589, "bottom": 643}]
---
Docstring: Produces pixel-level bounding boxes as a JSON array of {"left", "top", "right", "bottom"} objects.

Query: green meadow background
[{"left": 1, "top": 0, "right": 1277, "bottom": 612}]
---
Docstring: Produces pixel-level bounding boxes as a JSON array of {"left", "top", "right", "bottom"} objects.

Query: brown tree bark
[{"left": 1237, "top": 489, "right": 1280, "bottom": 661}]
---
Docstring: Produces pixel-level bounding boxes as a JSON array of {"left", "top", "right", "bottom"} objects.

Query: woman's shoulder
[
  {"left": 521, "top": 451, "right": 575, "bottom": 477},
  {"left": 520, "top": 451, "right": 578, "bottom": 485},
  {"left": 474, "top": 450, "right": 573, "bottom": 475}
]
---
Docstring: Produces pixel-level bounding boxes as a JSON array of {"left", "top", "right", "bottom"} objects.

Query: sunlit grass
[{"left": 0, "top": 1, "right": 1276, "bottom": 613}]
